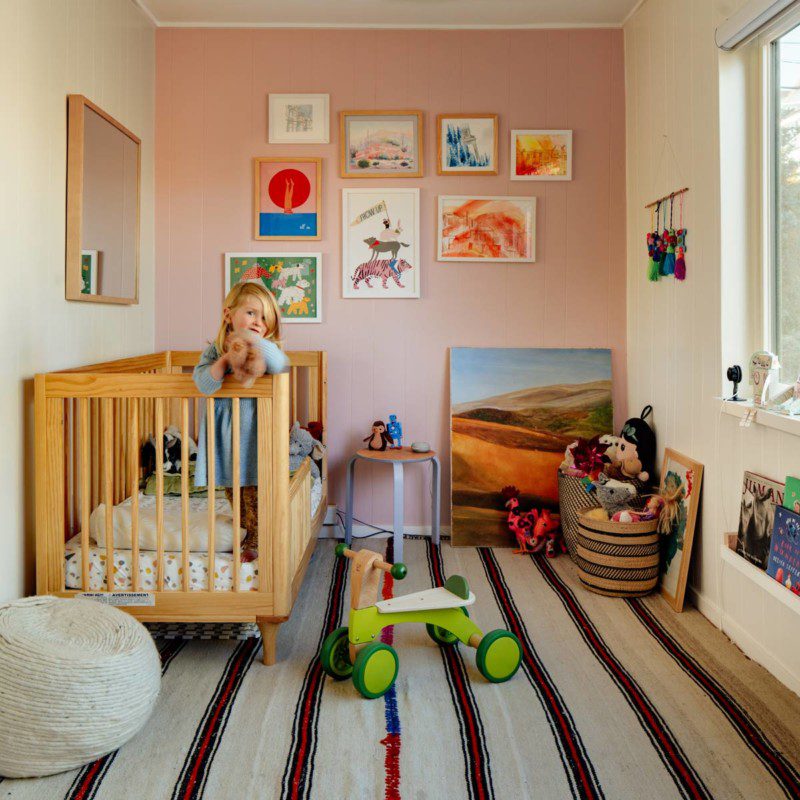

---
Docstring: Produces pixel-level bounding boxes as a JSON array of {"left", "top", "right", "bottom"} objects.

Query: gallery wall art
[
  {"left": 268, "top": 94, "right": 329, "bottom": 143},
  {"left": 437, "top": 195, "right": 536, "bottom": 262},
  {"left": 450, "top": 347, "right": 613, "bottom": 547},
  {"left": 437, "top": 114, "right": 498, "bottom": 175},
  {"left": 225, "top": 252, "right": 322, "bottom": 323},
  {"left": 81, "top": 250, "right": 98, "bottom": 295},
  {"left": 340, "top": 111, "right": 423, "bottom": 178},
  {"left": 342, "top": 188, "right": 420, "bottom": 298},
  {"left": 253, "top": 157, "right": 321, "bottom": 240},
  {"left": 511, "top": 129, "right": 572, "bottom": 180}
]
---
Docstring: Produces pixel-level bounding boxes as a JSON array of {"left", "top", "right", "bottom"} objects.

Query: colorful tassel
[
  {"left": 658, "top": 229, "right": 670, "bottom": 275},
  {"left": 674, "top": 228, "right": 687, "bottom": 280},
  {"left": 663, "top": 228, "right": 676, "bottom": 275}
]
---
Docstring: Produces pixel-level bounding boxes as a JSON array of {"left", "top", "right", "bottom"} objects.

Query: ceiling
[{"left": 136, "top": 0, "right": 642, "bottom": 28}]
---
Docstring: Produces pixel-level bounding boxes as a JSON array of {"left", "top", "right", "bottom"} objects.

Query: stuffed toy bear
[
  {"left": 591, "top": 473, "right": 638, "bottom": 517},
  {"left": 225, "top": 332, "right": 267, "bottom": 389},
  {"left": 289, "top": 421, "right": 325, "bottom": 480}
]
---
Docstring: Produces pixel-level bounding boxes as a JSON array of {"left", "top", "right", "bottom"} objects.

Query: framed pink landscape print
[
  {"left": 340, "top": 111, "right": 423, "bottom": 178},
  {"left": 511, "top": 129, "right": 572, "bottom": 181},
  {"left": 437, "top": 195, "right": 536, "bottom": 263},
  {"left": 253, "top": 157, "right": 321, "bottom": 241}
]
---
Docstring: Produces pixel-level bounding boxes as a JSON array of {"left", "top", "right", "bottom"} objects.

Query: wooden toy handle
[{"left": 335, "top": 544, "right": 406, "bottom": 579}]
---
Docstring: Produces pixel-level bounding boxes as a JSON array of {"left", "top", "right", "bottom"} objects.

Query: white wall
[
  {"left": 625, "top": 0, "right": 800, "bottom": 695},
  {"left": 0, "top": 0, "right": 155, "bottom": 602}
]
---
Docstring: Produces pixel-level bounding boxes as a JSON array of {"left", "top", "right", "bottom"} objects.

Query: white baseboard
[{"left": 318, "top": 505, "right": 450, "bottom": 541}]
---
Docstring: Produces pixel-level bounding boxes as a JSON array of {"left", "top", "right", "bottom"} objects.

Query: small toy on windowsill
[{"left": 363, "top": 420, "right": 393, "bottom": 451}]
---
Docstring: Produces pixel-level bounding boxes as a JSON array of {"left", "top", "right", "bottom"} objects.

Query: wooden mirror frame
[{"left": 66, "top": 94, "right": 141, "bottom": 304}]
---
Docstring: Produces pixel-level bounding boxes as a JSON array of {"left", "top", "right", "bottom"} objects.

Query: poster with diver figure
[{"left": 342, "top": 188, "right": 420, "bottom": 299}]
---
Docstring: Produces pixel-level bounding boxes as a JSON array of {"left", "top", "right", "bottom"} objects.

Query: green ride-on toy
[{"left": 320, "top": 544, "right": 523, "bottom": 699}]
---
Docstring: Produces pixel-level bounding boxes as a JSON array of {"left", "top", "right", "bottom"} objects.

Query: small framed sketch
[
  {"left": 342, "top": 188, "right": 420, "bottom": 298},
  {"left": 253, "top": 157, "right": 321, "bottom": 240},
  {"left": 437, "top": 114, "right": 498, "bottom": 175},
  {"left": 268, "top": 94, "right": 329, "bottom": 144},
  {"left": 340, "top": 111, "right": 423, "bottom": 178},
  {"left": 511, "top": 129, "right": 572, "bottom": 180},
  {"left": 225, "top": 253, "right": 322, "bottom": 323},
  {"left": 437, "top": 196, "right": 536, "bottom": 262},
  {"left": 81, "top": 250, "right": 98, "bottom": 295},
  {"left": 659, "top": 449, "right": 704, "bottom": 612}
]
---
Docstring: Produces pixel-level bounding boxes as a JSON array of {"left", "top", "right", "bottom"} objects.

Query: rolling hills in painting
[{"left": 450, "top": 349, "right": 613, "bottom": 548}]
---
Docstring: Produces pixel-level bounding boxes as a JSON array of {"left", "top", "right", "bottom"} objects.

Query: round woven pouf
[{"left": 0, "top": 596, "right": 161, "bottom": 778}]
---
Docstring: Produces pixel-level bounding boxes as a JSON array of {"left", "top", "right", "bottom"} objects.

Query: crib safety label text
[{"left": 77, "top": 592, "right": 155, "bottom": 607}]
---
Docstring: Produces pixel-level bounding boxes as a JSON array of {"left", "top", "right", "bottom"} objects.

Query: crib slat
[
  {"left": 129, "top": 400, "right": 140, "bottom": 592},
  {"left": 206, "top": 398, "right": 215, "bottom": 593},
  {"left": 155, "top": 398, "right": 165, "bottom": 591},
  {"left": 103, "top": 398, "right": 114, "bottom": 592},
  {"left": 291, "top": 367, "right": 297, "bottom": 423},
  {"left": 257, "top": 397, "right": 271, "bottom": 598},
  {"left": 63, "top": 400, "right": 70, "bottom": 538},
  {"left": 232, "top": 398, "right": 241, "bottom": 592},
  {"left": 80, "top": 399, "right": 90, "bottom": 591},
  {"left": 181, "top": 398, "right": 190, "bottom": 592},
  {"left": 91, "top": 398, "right": 99, "bottom": 509}
]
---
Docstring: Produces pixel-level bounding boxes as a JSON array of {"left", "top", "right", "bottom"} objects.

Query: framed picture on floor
[
  {"left": 511, "top": 129, "right": 572, "bottom": 180},
  {"left": 80, "top": 250, "right": 98, "bottom": 295},
  {"left": 437, "top": 196, "right": 536, "bottom": 262},
  {"left": 340, "top": 111, "right": 423, "bottom": 178},
  {"left": 225, "top": 253, "right": 322, "bottom": 323},
  {"left": 268, "top": 94, "right": 329, "bottom": 144},
  {"left": 342, "top": 188, "right": 420, "bottom": 298},
  {"left": 659, "top": 448, "right": 704, "bottom": 612},
  {"left": 253, "top": 157, "right": 321, "bottom": 241},
  {"left": 437, "top": 114, "right": 498, "bottom": 175}
]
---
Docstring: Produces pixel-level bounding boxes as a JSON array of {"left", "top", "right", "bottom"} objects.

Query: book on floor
[
  {"left": 766, "top": 505, "right": 800, "bottom": 596},
  {"left": 736, "top": 471, "right": 784, "bottom": 570}
]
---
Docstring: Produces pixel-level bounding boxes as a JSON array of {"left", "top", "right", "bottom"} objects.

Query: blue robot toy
[{"left": 387, "top": 415, "right": 403, "bottom": 449}]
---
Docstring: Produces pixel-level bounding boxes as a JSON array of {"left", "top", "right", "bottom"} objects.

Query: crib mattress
[{"left": 65, "top": 475, "right": 322, "bottom": 593}]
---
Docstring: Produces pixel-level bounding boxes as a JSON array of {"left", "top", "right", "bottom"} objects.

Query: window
[{"left": 771, "top": 23, "right": 800, "bottom": 381}]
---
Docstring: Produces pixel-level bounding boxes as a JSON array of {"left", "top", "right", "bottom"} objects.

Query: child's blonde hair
[{"left": 214, "top": 282, "right": 282, "bottom": 353}]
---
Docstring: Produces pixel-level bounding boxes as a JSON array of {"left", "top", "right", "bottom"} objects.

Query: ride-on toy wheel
[
  {"left": 352, "top": 643, "right": 399, "bottom": 699},
  {"left": 476, "top": 630, "right": 522, "bottom": 683},
  {"left": 426, "top": 606, "right": 470, "bottom": 646},
  {"left": 320, "top": 627, "right": 353, "bottom": 681}
]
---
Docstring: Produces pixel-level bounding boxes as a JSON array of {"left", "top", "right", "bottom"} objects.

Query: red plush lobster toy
[{"left": 501, "top": 486, "right": 564, "bottom": 557}]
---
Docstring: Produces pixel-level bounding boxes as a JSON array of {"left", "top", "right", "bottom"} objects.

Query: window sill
[
  {"left": 721, "top": 543, "right": 800, "bottom": 615},
  {"left": 718, "top": 397, "right": 800, "bottom": 437}
]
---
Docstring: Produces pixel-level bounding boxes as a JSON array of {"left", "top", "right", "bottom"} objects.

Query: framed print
[
  {"left": 511, "top": 129, "right": 572, "bottom": 181},
  {"left": 437, "top": 196, "right": 536, "bottom": 262},
  {"left": 659, "top": 449, "right": 704, "bottom": 612},
  {"left": 268, "top": 94, "right": 329, "bottom": 143},
  {"left": 225, "top": 253, "right": 322, "bottom": 323},
  {"left": 437, "top": 114, "right": 498, "bottom": 175},
  {"left": 253, "top": 158, "right": 321, "bottom": 241},
  {"left": 80, "top": 250, "right": 98, "bottom": 295},
  {"left": 340, "top": 111, "right": 423, "bottom": 178},
  {"left": 342, "top": 188, "right": 420, "bottom": 298}
]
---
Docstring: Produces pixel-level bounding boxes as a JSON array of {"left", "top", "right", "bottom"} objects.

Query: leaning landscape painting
[{"left": 450, "top": 347, "right": 613, "bottom": 547}]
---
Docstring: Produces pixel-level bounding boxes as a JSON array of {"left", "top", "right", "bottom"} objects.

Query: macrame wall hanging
[{"left": 645, "top": 188, "right": 688, "bottom": 282}]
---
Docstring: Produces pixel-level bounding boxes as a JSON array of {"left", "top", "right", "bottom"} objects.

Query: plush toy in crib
[
  {"left": 141, "top": 426, "right": 197, "bottom": 475},
  {"left": 225, "top": 332, "right": 267, "bottom": 388},
  {"left": 289, "top": 421, "right": 325, "bottom": 480}
]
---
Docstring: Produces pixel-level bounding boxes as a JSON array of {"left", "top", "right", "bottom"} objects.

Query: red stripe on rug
[{"left": 380, "top": 539, "right": 402, "bottom": 800}]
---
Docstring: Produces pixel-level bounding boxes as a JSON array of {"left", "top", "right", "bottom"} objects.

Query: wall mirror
[{"left": 66, "top": 95, "right": 140, "bottom": 304}]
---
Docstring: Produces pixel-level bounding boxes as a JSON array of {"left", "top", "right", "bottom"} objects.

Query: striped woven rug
[{"left": 3, "top": 538, "right": 799, "bottom": 800}]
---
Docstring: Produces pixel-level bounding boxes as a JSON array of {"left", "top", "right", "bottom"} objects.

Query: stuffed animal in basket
[
  {"left": 289, "top": 421, "right": 325, "bottom": 480},
  {"left": 225, "top": 332, "right": 267, "bottom": 389},
  {"left": 591, "top": 473, "right": 638, "bottom": 517},
  {"left": 604, "top": 406, "right": 655, "bottom": 483}
]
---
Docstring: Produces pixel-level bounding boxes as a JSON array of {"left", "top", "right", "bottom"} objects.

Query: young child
[{"left": 193, "top": 282, "right": 289, "bottom": 563}]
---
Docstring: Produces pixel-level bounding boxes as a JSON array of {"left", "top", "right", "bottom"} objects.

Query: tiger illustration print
[{"left": 351, "top": 258, "right": 413, "bottom": 290}]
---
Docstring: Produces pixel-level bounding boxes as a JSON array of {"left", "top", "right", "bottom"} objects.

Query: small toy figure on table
[
  {"left": 364, "top": 420, "right": 393, "bottom": 451},
  {"left": 387, "top": 414, "right": 403, "bottom": 449}
]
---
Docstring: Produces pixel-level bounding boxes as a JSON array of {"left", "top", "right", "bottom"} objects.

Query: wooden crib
[{"left": 34, "top": 350, "right": 328, "bottom": 665}]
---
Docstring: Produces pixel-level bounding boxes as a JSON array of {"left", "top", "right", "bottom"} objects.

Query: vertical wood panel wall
[{"left": 0, "top": 0, "right": 155, "bottom": 602}]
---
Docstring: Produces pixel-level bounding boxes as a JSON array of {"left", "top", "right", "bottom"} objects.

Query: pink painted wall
[{"left": 154, "top": 28, "right": 626, "bottom": 529}]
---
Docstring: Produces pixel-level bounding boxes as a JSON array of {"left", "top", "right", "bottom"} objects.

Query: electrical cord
[{"left": 334, "top": 509, "right": 393, "bottom": 539}]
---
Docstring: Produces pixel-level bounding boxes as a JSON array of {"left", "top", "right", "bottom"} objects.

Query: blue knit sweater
[{"left": 193, "top": 340, "right": 289, "bottom": 487}]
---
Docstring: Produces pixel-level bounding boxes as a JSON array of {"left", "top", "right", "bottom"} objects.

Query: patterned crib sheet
[{"left": 64, "top": 475, "right": 322, "bottom": 593}]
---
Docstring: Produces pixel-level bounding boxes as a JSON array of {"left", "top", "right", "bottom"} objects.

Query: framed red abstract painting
[{"left": 253, "top": 157, "right": 321, "bottom": 241}]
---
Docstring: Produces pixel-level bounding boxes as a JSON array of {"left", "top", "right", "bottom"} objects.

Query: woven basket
[
  {"left": 0, "top": 596, "right": 161, "bottom": 778},
  {"left": 575, "top": 513, "right": 659, "bottom": 597},
  {"left": 557, "top": 472, "right": 602, "bottom": 561}
]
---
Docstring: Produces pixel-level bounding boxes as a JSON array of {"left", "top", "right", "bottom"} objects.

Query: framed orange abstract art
[
  {"left": 511, "top": 129, "right": 572, "bottom": 181},
  {"left": 253, "top": 157, "right": 322, "bottom": 240}
]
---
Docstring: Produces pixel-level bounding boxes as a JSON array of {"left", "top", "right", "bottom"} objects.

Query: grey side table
[{"left": 344, "top": 447, "right": 440, "bottom": 563}]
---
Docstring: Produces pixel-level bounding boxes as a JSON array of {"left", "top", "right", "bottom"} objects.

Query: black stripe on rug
[
  {"left": 628, "top": 597, "right": 800, "bottom": 799},
  {"left": 280, "top": 548, "right": 348, "bottom": 800},
  {"left": 170, "top": 637, "right": 261, "bottom": 800},
  {"left": 478, "top": 548, "right": 605, "bottom": 800},
  {"left": 425, "top": 541, "right": 494, "bottom": 800},
  {"left": 532, "top": 555, "right": 712, "bottom": 800},
  {"left": 65, "top": 638, "right": 187, "bottom": 800}
]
